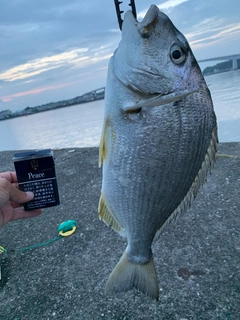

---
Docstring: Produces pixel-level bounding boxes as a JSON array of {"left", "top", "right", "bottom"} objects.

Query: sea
[{"left": 0, "top": 69, "right": 240, "bottom": 152}]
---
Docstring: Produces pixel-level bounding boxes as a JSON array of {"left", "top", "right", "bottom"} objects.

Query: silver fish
[{"left": 98, "top": 4, "right": 217, "bottom": 300}]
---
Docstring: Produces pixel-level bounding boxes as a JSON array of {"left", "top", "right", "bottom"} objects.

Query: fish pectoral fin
[
  {"left": 216, "top": 153, "right": 239, "bottom": 159},
  {"left": 124, "top": 90, "right": 196, "bottom": 113},
  {"left": 98, "top": 194, "right": 123, "bottom": 234},
  {"left": 99, "top": 118, "right": 108, "bottom": 168},
  {"left": 105, "top": 251, "right": 159, "bottom": 300}
]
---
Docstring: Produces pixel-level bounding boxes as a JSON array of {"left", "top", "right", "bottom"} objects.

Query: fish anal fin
[
  {"left": 98, "top": 194, "right": 123, "bottom": 234},
  {"left": 105, "top": 251, "right": 159, "bottom": 300}
]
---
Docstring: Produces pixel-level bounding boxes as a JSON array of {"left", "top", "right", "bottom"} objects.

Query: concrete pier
[{"left": 0, "top": 143, "right": 239, "bottom": 319}]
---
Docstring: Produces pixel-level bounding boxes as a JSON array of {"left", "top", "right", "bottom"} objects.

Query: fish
[{"left": 98, "top": 4, "right": 218, "bottom": 300}]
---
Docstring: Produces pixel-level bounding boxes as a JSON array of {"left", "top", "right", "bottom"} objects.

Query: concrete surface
[{"left": 0, "top": 143, "right": 239, "bottom": 320}]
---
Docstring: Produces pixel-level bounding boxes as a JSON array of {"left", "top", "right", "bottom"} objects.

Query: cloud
[
  {"left": 0, "top": 47, "right": 112, "bottom": 82},
  {"left": 157, "top": 0, "right": 189, "bottom": 10},
  {"left": 0, "top": 48, "right": 87, "bottom": 82},
  {"left": 138, "top": 0, "right": 189, "bottom": 19},
  {"left": 185, "top": 18, "right": 226, "bottom": 39},
  {"left": 0, "top": 64, "right": 108, "bottom": 103},
  {"left": 1, "top": 83, "right": 71, "bottom": 101},
  {"left": 17, "top": 79, "right": 36, "bottom": 85},
  {"left": 185, "top": 19, "right": 240, "bottom": 50},
  {"left": 1, "top": 97, "right": 12, "bottom": 102},
  {"left": 1, "top": 0, "right": 240, "bottom": 113},
  {"left": 1, "top": 82, "right": 81, "bottom": 103}
]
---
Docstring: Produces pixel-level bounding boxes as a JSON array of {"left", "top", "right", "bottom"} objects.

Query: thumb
[{"left": 8, "top": 184, "right": 34, "bottom": 204}]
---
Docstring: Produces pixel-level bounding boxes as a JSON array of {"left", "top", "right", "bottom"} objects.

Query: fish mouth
[
  {"left": 123, "top": 5, "right": 160, "bottom": 36},
  {"left": 122, "top": 9, "right": 138, "bottom": 31},
  {"left": 138, "top": 5, "right": 159, "bottom": 36},
  {"left": 124, "top": 4, "right": 159, "bottom": 23}
]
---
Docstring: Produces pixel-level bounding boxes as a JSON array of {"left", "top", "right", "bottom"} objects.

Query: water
[
  {"left": 0, "top": 70, "right": 239, "bottom": 151},
  {"left": 0, "top": 100, "right": 104, "bottom": 151},
  {"left": 205, "top": 70, "right": 240, "bottom": 143}
]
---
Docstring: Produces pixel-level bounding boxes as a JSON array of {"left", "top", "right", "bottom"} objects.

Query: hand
[{"left": 0, "top": 172, "right": 42, "bottom": 228}]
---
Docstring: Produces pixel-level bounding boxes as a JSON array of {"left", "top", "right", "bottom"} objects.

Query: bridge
[
  {"left": 81, "top": 87, "right": 105, "bottom": 101},
  {"left": 198, "top": 54, "right": 240, "bottom": 70}
]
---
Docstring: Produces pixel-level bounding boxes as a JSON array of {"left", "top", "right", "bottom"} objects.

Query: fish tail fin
[{"left": 105, "top": 252, "right": 159, "bottom": 300}]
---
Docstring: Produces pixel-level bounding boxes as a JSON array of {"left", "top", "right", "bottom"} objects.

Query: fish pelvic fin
[
  {"left": 98, "top": 193, "right": 123, "bottom": 234},
  {"left": 99, "top": 118, "right": 108, "bottom": 168},
  {"left": 105, "top": 251, "right": 159, "bottom": 300}
]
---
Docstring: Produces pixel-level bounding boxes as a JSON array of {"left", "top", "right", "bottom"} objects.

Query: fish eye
[{"left": 170, "top": 45, "right": 186, "bottom": 64}]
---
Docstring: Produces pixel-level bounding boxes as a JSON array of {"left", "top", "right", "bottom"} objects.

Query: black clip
[{"left": 114, "top": 0, "right": 137, "bottom": 30}]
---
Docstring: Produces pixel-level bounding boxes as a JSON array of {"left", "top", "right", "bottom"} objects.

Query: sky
[{"left": 0, "top": 0, "right": 240, "bottom": 112}]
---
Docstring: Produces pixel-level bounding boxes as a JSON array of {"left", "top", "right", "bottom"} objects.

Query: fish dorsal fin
[
  {"left": 155, "top": 126, "right": 218, "bottom": 239},
  {"left": 98, "top": 193, "right": 124, "bottom": 235},
  {"left": 99, "top": 118, "right": 108, "bottom": 168}
]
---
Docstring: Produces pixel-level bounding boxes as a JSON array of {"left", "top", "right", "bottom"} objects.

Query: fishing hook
[{"left": 114, "top": 0, "right": 137, "bottom": 30}]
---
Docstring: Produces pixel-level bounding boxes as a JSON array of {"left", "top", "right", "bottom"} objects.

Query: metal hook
[{"left": 114, "top": 0, "right": 137, "bottom": 30}]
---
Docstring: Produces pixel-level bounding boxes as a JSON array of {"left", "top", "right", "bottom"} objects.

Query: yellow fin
[
  {"left": 155, "top": 126, "right": 218, "bottom": 238},
  {"left": 98, "top": 194, "right": 123, "bottom": 234},
  {"left": 99, "top": 118, "right": 108, "bottom": 168},
  {"left": 216, "top": 154, "right": 239, "bottom": 159},
  {"left": 105, "top": 251, "right": 159, "bottom": 300}
]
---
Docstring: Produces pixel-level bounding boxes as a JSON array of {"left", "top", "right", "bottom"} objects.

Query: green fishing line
[{"left": 0, "top": 220, "right": 77, "bottom": 254}]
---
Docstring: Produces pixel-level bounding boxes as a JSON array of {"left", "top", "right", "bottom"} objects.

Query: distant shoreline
[
  {"left": 1, "top": 67, "right": 238, "bottom": 121},
  {"left": 0, "top": 96, "right": 104, "bottom": 122},
  {"left": 202, "top": 59, "right": 239, "bottom": 77},
  {"left": 203, "top": 69, "right": 232, "bottom": 77}
]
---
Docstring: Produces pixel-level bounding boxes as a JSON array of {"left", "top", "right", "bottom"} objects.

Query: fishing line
[{"left": 0, "top": 220, "right": 77, "bottom": 254}]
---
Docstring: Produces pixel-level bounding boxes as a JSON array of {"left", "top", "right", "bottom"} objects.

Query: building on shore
[{"left": 0, "top": 109, "right": 12, "bottom": 119}]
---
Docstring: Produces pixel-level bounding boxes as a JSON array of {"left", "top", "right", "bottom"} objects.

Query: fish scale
[{"left": 98, "top": 4, "right": 217, "bottom": 300}]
